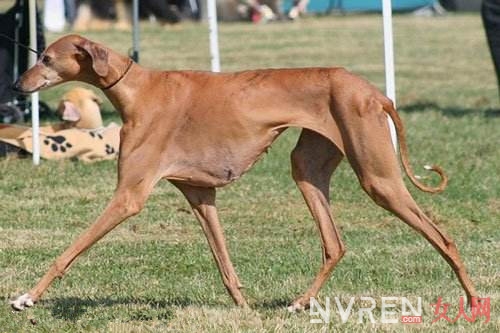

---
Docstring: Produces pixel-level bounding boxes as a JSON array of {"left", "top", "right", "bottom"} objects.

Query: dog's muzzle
[
  {"left": 11, "top": 79, "right": 27, "bottom": 94},
  {"left": 10, "top": 79, "right": 42, "bottom": 95}
]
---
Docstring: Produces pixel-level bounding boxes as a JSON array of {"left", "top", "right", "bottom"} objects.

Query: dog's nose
[
  {"left": 10, "top": 79, "right": 30, "bottom": 95},
  {"left": 11, "top": 80, "right": 22, "bottom": 93}
]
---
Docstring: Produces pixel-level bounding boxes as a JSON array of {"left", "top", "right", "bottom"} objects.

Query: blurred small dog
[
  {"left": 0, "top": 87, "right": 118, "bottom": 162},
  {"left": 55, "top": 87, "right": 103, "bottom": 130}
]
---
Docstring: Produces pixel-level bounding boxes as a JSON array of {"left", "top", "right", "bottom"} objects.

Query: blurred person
[
  {"left": 64, "top": 0, "right": 78, "bottom": 26},
  {"left": 90, "top": 0, "right": 117, "bottom": 19},
  {"left": 482, "top": 0, "right": 500, "bottom": 97},
  {"left": 72, "top": 0, "right": 116, "bottom": 31},
  {"left": 72, "top": 0, "right": 182, "bottom": 31},
  {"left": 139, "top": 0, "right": 181, "bottom": 24}
]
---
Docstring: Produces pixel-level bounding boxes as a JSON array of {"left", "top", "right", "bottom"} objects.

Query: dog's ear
[
  {"left": 77, "top": 41, "right": 109, "bottom": 77},
  {"left": 58, "top": 101, "right": 81, "bottom": 122}
]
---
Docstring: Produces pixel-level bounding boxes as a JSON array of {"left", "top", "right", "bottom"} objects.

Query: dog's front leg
[
  {"left": 173, "top": 182, "right": 247, "bottom": 307},
  {"left": 11, "top": 169, "right": 158, "bottom": 311}
]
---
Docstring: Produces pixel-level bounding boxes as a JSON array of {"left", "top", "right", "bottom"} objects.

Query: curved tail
[{"left": 383, "top": 100, "right": 448, "bottom": 193}]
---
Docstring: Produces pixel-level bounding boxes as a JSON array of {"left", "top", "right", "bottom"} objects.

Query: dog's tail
[{"left": 383, "top": 100, "right": 448, "bottom": 194}]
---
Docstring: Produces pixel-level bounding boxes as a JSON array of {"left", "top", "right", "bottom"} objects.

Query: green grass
[{"left": 1, "top": 14, "right": 499, "bottom": 332}]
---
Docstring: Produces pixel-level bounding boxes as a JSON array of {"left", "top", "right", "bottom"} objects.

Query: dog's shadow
[
  {"left": 48, "top": 296, "right": 292, "bottom": 321},
  {"left": 254, "top": 298, "right": 291, "bottom": 309},
  {"left": 48, "top": 296, "right": 193, "bottom": 321}
]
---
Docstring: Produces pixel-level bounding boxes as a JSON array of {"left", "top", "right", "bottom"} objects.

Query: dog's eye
[{"left": 41, "top": 55, "right": 51, "bottom": 65}]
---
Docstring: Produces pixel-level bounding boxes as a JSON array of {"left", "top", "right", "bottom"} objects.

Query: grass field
[{"left": 0, "top": 13, "right": 499, "bottom": 332}]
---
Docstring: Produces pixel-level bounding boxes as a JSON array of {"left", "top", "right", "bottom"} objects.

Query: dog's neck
[
  {"left": 99, "top": 55, "right": 146, "bottom": 124},
  {"left": 97, "top": 51, "right": 133, "bottom": 91}
]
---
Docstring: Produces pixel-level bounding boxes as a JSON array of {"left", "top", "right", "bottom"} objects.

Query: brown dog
[{"left": 10, "top": 35, "right": 477, "bottom": 311}]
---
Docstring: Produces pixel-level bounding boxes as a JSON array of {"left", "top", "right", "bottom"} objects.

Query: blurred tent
[{"left": 283, "top": 0, "right": 438, "bottom": 13}]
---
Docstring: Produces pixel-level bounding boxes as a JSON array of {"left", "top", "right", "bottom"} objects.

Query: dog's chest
[{"left": 161, "top": 127, "right": 283, "bottom": 187}]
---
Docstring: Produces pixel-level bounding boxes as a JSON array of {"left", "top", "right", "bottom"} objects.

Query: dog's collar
[{"left": 101, "top": 59, "right": 134, "bottom": 90}]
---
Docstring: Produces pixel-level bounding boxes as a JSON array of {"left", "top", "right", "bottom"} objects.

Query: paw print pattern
[
  {"left": 43, "top": 135, "right": 72, "bottom": 153},
  {"left": 89, "top": 131, "right": 104, "bottom": 140},
  {"left": 105, "top": 144, "right": 116, "bottom": 155}
]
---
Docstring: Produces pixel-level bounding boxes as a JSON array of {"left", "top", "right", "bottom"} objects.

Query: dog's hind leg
[
  {"left": 173, "top": 183, "right": 247, "bottom": 307},
  {"left": 288, "top": 129, "right": 345, "bottom": 312},
  {"left": 341, "top": 107, "right": 478, "bottom": 304}
]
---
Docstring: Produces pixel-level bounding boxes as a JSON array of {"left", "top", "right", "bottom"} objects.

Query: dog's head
[
  {"left": 57, "top": 87, "right": 103, "bottom": 129},
  {"left": 13, "top": 35, "right": 109, "bottom": 93}
]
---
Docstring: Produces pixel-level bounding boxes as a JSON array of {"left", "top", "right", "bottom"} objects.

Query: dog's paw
[
  {"left": 10, "top": 293, "right": 35, "bottom": 311},
  {"left": 287, "top": 302, "right": 306, "bottom": 313}
]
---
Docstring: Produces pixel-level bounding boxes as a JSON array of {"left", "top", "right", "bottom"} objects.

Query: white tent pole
[
  {"left": 29, "top": 0, "right": 40, "bottom": 165},
  {"left": 207, "top": 0, "right": 220, "bottom": 72},
  {"left": 382, "top": 0, "right": 397, "bottom": 150}
]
